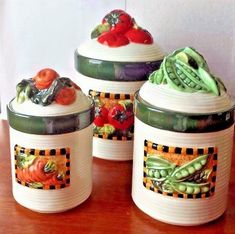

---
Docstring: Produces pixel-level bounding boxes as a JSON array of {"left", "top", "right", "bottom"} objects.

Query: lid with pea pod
[
  {"left": 136, "top": 47, "right": 235, "bottom": 133},
  {"left": 149, "top": 47, "right": 225, "bottom": 96}
]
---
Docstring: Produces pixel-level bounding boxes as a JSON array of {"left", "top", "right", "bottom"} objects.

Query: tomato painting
[
  {"left": 15, "top": 147, "right": 70, "bottom": 189},
  {"left": 91, "top": 91, "right": 134, "bottom": 140}
]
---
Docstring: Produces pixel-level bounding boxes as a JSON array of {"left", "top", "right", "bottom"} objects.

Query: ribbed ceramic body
[
  {"left": 7, "top": 99, "right": 94, "bottom": 213},
  {"left": 132, "top": 118, "right": 234, "bottom": 225},
  {"left": 9, "top": 126, "right": 93, "bottom": 213},
  {"left": 132, "top": 91, "right": 234, "bottom": 225}
]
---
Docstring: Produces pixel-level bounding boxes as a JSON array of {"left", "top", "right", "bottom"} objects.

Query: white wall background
[{"left": 0, "top": 0, "right": 235, "bottom": 118}]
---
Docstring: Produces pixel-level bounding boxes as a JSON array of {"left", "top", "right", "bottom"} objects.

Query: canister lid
[
  {"left": 10, "top": 89, "right": 93, "bottom": 117},
  {"left": 76, "top": 40, "right": 164, "bottom": 63},
  {"left": 7, "top": 99, "right": 94, "bottom": 135},
  {"left": 139, "top": 47, "right": 235, "bottom": 114},
  {"left": 136, "top": 47, "right": 235, "bottom": 132},
  {"left": 135, "top": 91, "right": 234, "bottom": 133},
  {"left": 76, "top": 9, "right": 165, "bottom": 63},
  {"left": 139, "top": 81, "right": 234, "bottom": 114},
  {"left": 7, "top": 68, "right": 94, "bottom": 135},
  {"left": 74, "top": 50, "right": 163, "bottom": 82}
]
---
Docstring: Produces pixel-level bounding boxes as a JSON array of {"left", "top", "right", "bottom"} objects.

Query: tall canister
[
  {"left": 132, "top": 47, "right": 235, "bottom": 225},
  {"left": 7, "top": 69, "right": 94, "bottom": 213},
  {"left": 74, "top": 9, "right": 164, "bottom": 160}
]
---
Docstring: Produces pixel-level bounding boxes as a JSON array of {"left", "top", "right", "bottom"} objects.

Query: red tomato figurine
[
  {"left": 97, "top": 32, "right": 129, "bottom": 47},
  {"left": 34, "top": 68, "right": 59, "bottom": 90},
  {"left": 108, "top": 104, "right": 134, "bottom": 130},
  {"left": 125, "top": 28, "right": 153, "bottom": 44},
  {"left": 55, "top": 87, "right": 76, "bottom": 105},
  {"left": 102, "top": 9, "right": 133, "bottom": 34}
]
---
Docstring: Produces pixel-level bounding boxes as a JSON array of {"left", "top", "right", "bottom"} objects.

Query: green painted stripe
[
  {"left": 74, "top": 51, "right": 163, "bottom": 81},
  {"left": 135, "top": 92, "right": 234, "bottom": 133},
  {"left": 7, "top": 100, "right": 95, "bottom": 135}
]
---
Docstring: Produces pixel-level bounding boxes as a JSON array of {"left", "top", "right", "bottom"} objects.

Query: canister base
[
  {"left": 132, "top": 192, "right": 226, "bottom": 226},
  {"left": 93, "top": 137, "right": 133, "bottom": 161},
  {"left": 13, "top": 188, "right": 91, "bottom": 214},
  {"left": 13, "top": 185, "right": 92, "bottom": 213}
]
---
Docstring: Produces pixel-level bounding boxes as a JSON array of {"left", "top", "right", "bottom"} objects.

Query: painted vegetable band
[
  {"left": 89, "top": 90, "right": 134, "bottom": 141},
  {"left": 143, "top": 140, "right": 217, "bottom": 199},
  {"left": 14, "top": 145, "right": 70, "bottom": 189}
]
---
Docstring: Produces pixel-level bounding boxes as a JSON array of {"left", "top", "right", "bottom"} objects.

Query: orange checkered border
[
  {"left": 14, "top": 144, "right": 70, "bottom": 190},
  {"left": 89, "top": 90, "right": 134, "bottom": 101},
  {"left": 143, "top": 140, "right": 217, "bottom": 199}
]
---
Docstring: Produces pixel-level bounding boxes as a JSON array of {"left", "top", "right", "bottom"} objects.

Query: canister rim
[
  {"left": 74, "top": 50, "right": 163, "bottom": 82},
  {"left": 7, "top": 98, "right": 95, "bottom": 135},
  {"left": 135, "top": 91, "right": 234, "bottom": 133},
  {"left": 136, "top": 91, "right": 235, "bottom": 116}
]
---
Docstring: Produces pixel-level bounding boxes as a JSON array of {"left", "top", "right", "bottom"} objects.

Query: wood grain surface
[{"left": 0, "top": 120, "right": 234, "bottom": 234}]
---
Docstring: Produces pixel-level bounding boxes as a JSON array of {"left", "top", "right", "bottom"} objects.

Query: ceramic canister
[
  {"left": 132, "top": 47, "right": 235, "bottom": 225},
  {"left": 7, "top": 71, "right": 94, "bottom": 213},
  {"left": 74, "top": 9, "right": 164, "bottom": 160}
]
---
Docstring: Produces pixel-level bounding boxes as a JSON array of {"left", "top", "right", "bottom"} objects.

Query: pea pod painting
[
  {"left": 144, "top": 140, "right": 217, "bottom": 198},
  {"left": 146, "top": 156, "right": 176, "bottom": 182},
  {"left": 170, "top": 154, "right": 209, "bottom": 182}
]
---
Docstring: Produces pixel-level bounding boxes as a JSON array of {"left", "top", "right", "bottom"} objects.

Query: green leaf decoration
[
  {"left": 149, "top": 67, "right": 164, "bottom": 84},
  {"left": 16, "top": 79, "right": 34, "bottom": 104},
  {"left": 91, "top": 23, "right": 110, "bottom": 39}
]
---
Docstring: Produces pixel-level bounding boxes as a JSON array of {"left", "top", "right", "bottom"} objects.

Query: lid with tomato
[
  {"left": 91, "top": 9, "right": 153, "bottom": 47},
  {"left": 7, "top": 68, "right": 94, "bottom": 135},
  {"left": 10, "top": 68, "right": 93, "bottom": 117},
  {"left": 76, "top": 9, "right": 164, "bottom": 63}
]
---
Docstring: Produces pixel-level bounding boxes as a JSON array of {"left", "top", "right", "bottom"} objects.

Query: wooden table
[{"left": 0, "top": 119, "right": 234, "bottom": 233}]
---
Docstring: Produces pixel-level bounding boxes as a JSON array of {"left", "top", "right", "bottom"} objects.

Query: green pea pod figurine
[
  {"left": 198, "top": 67, "right": 219, "bottom": 95},
  {"left": 149, "top": 47, "right": 225, "bottom": 96}
]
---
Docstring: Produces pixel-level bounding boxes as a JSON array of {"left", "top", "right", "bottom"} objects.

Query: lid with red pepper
[{"left": 76, "top": 9, "right": 164, "bottom": 63}]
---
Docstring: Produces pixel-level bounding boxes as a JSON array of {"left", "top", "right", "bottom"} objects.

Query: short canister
[
  {"left": 7, "top": 70, "right": 94, "bottom": 213},
  {"left": 132, "top": 47, "right": 235, "bottom": 225}
]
